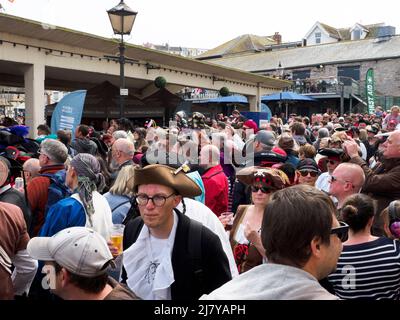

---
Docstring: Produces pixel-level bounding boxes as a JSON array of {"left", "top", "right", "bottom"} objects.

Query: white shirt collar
[{"left": 123, "top": 211, "right": 178, "bottom": 300}]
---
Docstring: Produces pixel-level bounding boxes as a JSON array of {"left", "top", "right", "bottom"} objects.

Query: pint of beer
[{"left": 110, "top": 224, "right": 125, "bottom": 255}]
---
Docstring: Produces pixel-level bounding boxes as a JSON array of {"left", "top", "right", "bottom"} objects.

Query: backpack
[{"left": 40, "top": 170, "right": 72, "bottom": 216}]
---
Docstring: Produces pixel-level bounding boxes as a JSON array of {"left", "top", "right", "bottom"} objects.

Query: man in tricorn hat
[{"left": 121, "top": 164, "right": 231, "bottom": 300}]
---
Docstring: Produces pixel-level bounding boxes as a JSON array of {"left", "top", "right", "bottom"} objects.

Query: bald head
[
  {"left": 335, "top": 163, "right": 365, "bottom": 189},
  {"left": 329, "top": 163, "right": 365, "bottom": 205},
  {"left": 23, "top": 158, "right": 41, "bottom": 183}
]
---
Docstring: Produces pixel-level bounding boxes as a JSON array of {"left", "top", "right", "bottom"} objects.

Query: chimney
[{"left": 273, "top": 32, "right": 282, "bottom": 44}]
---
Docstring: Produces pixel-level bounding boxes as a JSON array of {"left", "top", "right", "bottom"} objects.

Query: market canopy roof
[
  {"left": 261, "top": 92, "right": 317, "bottom": 102},
  {"left": 206, "top": 95, "right": 248, "bottom": 104}
]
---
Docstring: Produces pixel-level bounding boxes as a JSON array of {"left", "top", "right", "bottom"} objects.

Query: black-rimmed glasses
[
  {"left": 136, "top": 193, "right": 175, "bottom": 207},
  {"left": 331, "top": 221, "right": 349, "bottom": 242}
]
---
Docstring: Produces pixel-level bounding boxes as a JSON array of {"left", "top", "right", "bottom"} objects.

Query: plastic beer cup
[{"left": 110, "top": 224, "right": 125, "bottom": 255}]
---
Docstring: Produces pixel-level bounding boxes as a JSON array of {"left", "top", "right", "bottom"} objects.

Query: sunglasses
[
  {"left": 299, "top": 170, "right": 318, "bottom": 177},
  {"left": 251, "top": 186, "right": 272, "bottom": 194},
  {"left": 329, "top": 176, "right": 353, "bottom": 187},
  {"left": 331, "top": 221, "right": 349, "bottom": 242},
  {"left": 327, "top": 160, "right": 339, "bottom": 165}
]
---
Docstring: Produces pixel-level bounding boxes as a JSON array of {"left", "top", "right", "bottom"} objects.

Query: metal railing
[{"left": 291, "top": 76, "right": 360, "bottom": 97}]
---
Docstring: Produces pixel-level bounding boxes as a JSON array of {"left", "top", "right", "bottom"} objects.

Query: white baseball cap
[{"left": 27, "top": 227, "right": 114, "bottom": 277}]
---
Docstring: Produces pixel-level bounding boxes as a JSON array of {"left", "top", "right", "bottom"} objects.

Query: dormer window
[
  {"left": 353, "top": 29, "right": 361, "bottom": 40},
  {"left": 315, "top": 32, "right": 321, "bottom": 44}
]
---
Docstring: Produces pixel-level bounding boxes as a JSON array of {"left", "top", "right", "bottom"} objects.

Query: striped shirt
[{"left": 328, "top": 237, "right": 400, "bottom": 299}]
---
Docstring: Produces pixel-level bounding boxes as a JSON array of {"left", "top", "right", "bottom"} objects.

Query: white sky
[{"left": 2, "top": 0, "right": 399, "bottom": 49}]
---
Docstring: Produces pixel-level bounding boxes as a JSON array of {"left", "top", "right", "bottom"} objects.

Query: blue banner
[
  {"left": 51, "top": 90, "right": 87, "bottom": 137},
  {"left": 241, "top": 111, "right": 271, "bottom": 126}
]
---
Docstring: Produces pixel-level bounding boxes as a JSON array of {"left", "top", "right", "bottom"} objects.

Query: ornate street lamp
[{"left": 107, "top": 1, "right": 137, "bottom": 118}]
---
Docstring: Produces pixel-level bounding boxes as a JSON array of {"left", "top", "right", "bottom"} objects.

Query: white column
[
  {"left": 256, "top": 84, "right": 261, "bottom": 112},
  {"left": 248, "top": 96, "right": 257, "bottom": 111},
  {"left": 248, "top": 85, "right": 262, "bottom": 112},
  {"left": 24, "top": 63, "right": 45, "bottom": 138}
]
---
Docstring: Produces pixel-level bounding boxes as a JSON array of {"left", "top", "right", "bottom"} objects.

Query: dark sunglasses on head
[
  {"left": 251, "top": 186, "right": 272, "bottom": 194},
  {"left": 331, "top": 221, "right": 349, "bottom": 242},
  {"left": 299, "top": 170, "right": 318, "bottom": 177}
]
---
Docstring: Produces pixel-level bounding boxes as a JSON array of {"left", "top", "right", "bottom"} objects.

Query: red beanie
[{"left": 243, "top": 119, "right": 259, "bottom": 133}]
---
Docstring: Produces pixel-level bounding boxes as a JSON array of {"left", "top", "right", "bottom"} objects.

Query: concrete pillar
[
  {"left": 248, "top": 96, "right": 257, "bottom": 111},
  {"left": 248, "top": 85, "right": 262, "bottom": 112},
  {"left": 24, "top": 63, "right": 45, "bottom": 138}
]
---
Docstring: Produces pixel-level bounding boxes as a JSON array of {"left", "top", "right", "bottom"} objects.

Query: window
[
  {"left": 292, "top": 70, "right": 311, "bottom": 80},
  {"left": 338, "top": 66, "right": 360, "bottom": 85},
  {"left": 315, "top": 32, "right": 321, "bottom": 44},
  {"left": 353, "top": 29, "right": 361, "bottom": 40}
]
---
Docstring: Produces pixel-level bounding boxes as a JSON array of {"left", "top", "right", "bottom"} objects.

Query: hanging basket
[
  {"left": 219, "top": 87, "right": 230, "bottom": 97},
  {"left": 154, "top": 76, "right": 167, "bottom": 89}
]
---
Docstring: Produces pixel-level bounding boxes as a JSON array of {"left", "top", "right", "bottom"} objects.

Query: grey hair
[
  {"left": 112, "top": 130, "right": 128, "bottom": 140},
  {"left": 22, "top": 158, "right": 40, "bottom": 176},
  {"left": 113, "top": 138, "right": 135, "bottom": 156},
  {"left": 318, "top": 128, "right": 330, "bottom": 139},
  {"left": 40, "top": 139, "right": 68, "bottom": 164}
]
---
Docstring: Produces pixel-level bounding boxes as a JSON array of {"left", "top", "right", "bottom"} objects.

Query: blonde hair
[
  {"left": 359, "top": 129, "right": 368, "bottom": 141},
  {"left": 109, "top": 165, "right": 136, "bottom": 197}
]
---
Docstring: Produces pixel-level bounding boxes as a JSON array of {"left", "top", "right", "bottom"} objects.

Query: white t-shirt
[{"left": 315, "top": 172, "right": 331, "bottom": 193}]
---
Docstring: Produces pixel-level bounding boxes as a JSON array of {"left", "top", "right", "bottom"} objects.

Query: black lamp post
[
  {"left": 107, "top": 1, "right": 137, "bottom": 118},
  {"left": 276, "top": 62, "right": 284, "bottom": 119}
]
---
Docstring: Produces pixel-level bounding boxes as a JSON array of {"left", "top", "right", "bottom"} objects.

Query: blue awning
[
  {"left": 206, "top": 95, "right": 248, "bottom": 104},
  {"left": 261, "top": 92, "right": 316, "bottom": 102}
]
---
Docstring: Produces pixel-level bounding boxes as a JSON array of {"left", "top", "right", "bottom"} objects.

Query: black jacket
[
  {"left": 0, "top": 187, "right": 31, "bottom": 230},
  {"left": 122, "top": 211, "right": 232, "bottom": 300}
]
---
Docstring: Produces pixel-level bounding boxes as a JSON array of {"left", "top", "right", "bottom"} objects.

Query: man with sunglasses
[
  {"left": 202, "top": 185, "right": 346, "bottom": 300},
  {"left": 328, "top": 163, "right": 365, "bottom": 211},
  {"left": 121, "top": 164, "right": 231, "bottom": 300}
]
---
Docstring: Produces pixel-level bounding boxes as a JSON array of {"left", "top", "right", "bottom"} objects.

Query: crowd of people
[{"left": 1, "top": 104, "right": 400, "bottom": 300}]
